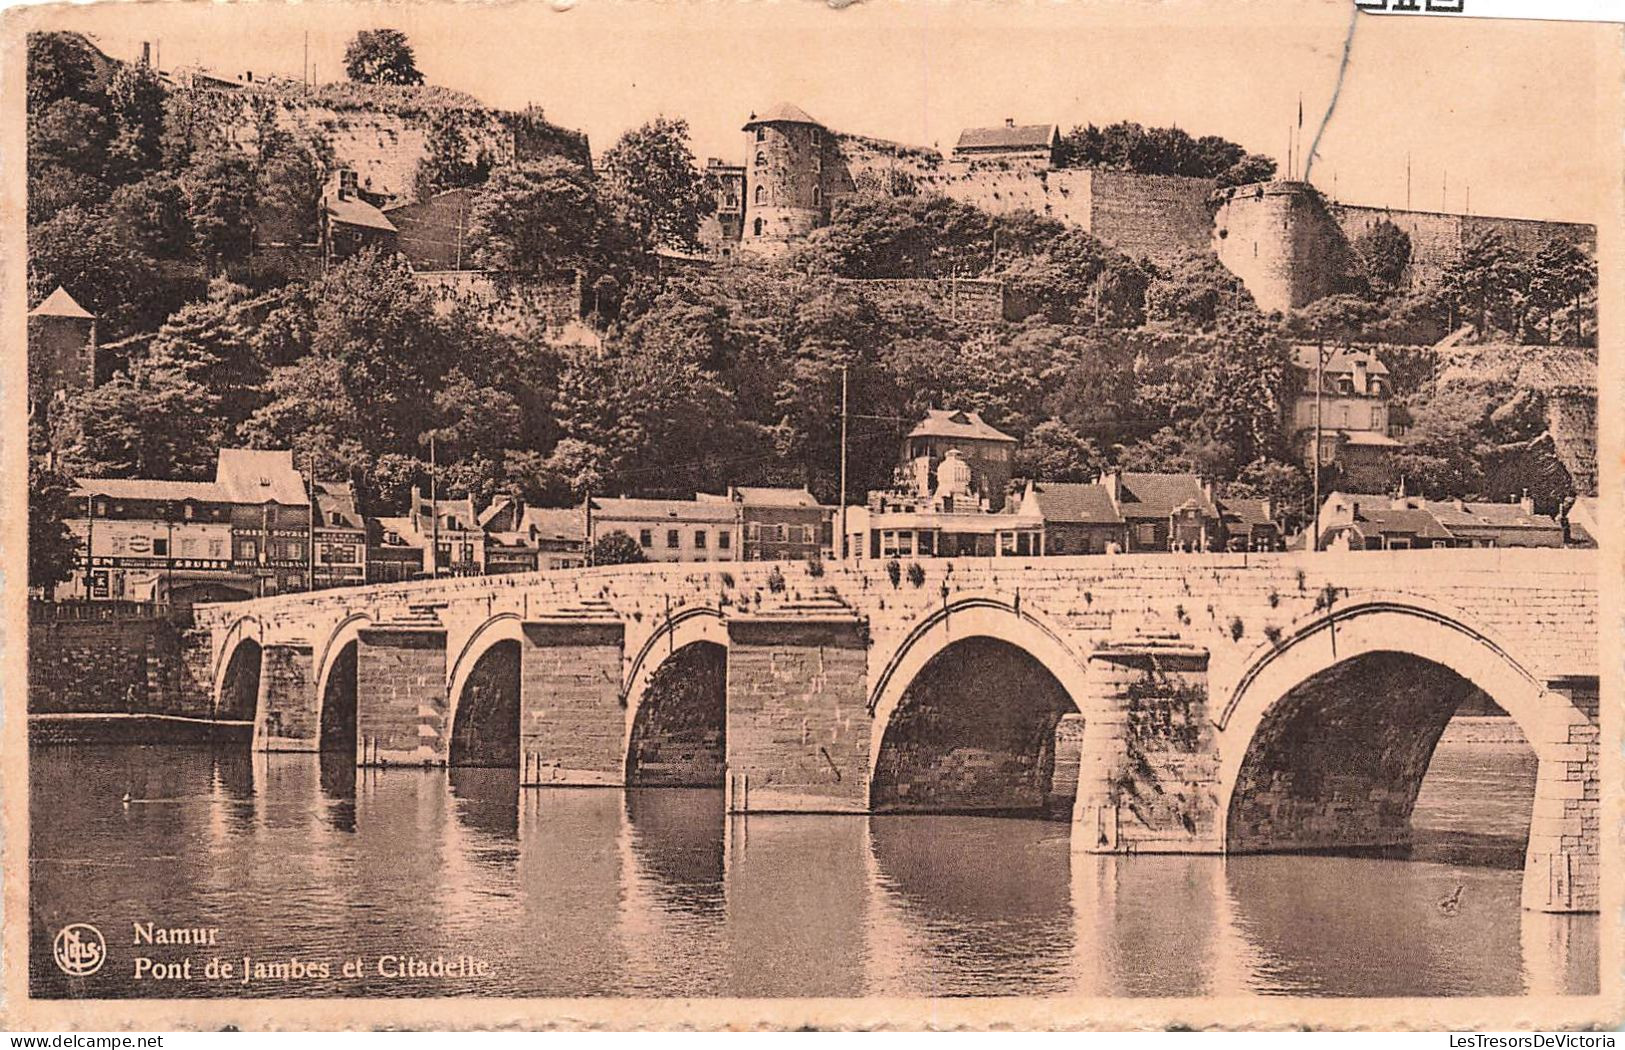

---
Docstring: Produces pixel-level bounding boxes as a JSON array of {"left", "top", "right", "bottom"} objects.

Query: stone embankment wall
[
  {"left": 28, "top": 610, "right": 217, "bottom": 742},
  {"left": 414, "top": 270, "right": 583, "bottom": 336}
]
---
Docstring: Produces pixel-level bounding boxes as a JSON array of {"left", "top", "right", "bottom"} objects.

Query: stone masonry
[
  {"left": 195, "top": 549, "right": 1601, "bottom": 912},
  {"left": 254, "top": 641, "right": 315, "bottom": 751}
]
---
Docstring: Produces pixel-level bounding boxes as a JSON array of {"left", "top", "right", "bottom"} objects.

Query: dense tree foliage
[
  {"left": 601, "top": 116, "right": 715, "bottom": 250},
  {"left": 343, "top": 29, "right": 425, "bottom": 86},
  {"left": 1055, "top": 121, "right": 1276, "bottom": 187}
]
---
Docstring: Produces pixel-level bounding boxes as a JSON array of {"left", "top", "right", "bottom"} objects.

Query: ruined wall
[{"left": 167, "top": 86, "right": 589, "bottom": 201}]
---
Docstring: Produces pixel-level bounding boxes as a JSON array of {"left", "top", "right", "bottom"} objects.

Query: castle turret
[
  {"left": 742, "top": 103, "right": 840, "bottom": 253},
  {"left": 27, "top": 286, "right": 97, "bottom": 417},
  {"left": 1211, "top": 180, "right": 1353, "bottom": 313}
]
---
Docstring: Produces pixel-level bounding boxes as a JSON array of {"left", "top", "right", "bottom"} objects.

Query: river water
[{"left": 30, "top": 738, "right": 1597, "bottom": 999}]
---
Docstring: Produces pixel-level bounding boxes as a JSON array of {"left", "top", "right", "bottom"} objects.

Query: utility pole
[
  {"left": 1311, "top": 334, "right": 1325, "bottom": 553},
  {"left": 84, "top": 494, "right": 96, "bottom": 598},
  {"left": 1405, "top": 153, "right": 1412, "bottom": 210},
  {"left": 429, "top": 432, "right": 441, "bottom": 577},
  {"left": 303, "top": 31, "right": 308, "bottom": 92},
  {"left": 165, "top": 502, "right": 174, "bottom": 607},
  {"left": 306, "top": 451, "right": 317, "bottom": 593},
  {"left": 839, "top": 363, "right": 849, "bottom": 562}
]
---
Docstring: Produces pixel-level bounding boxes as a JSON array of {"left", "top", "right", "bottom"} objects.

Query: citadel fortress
[{"left": 700, "top": 102, "right": 1595, "bottom": 312}]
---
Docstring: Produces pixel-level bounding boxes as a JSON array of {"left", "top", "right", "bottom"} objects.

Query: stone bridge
[{"left": 192, "top": 550, "right": 1600, "bottom": 913}]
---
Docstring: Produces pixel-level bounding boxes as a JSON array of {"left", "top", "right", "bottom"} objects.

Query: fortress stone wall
[
  {"left": 832, "top": 277, "right": 1008, "bottom": 324},
  {"left": 169, "top": 87, "right": 590, "bottom": 201}
]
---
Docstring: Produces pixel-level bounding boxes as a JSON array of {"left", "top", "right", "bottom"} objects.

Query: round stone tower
[
  {"left": 742, "top": 102, "right": 837, "bottom": 254},
  {"left": 1211, "top": 180, "right": 1351, "bottom": 313}
]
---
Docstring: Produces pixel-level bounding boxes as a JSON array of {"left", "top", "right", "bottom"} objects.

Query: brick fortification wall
[
  {"left": 168, "top": 86, "right": 590, "bottom": 201},
  {"left": 28, "top": 616, "right": 214, "bottom": 718},
  {"left": 835, "top": 136, "right": 1216, "bottom": 267}
]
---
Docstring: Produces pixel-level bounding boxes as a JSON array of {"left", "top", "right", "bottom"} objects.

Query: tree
[
  {"left": 58, "top": 371, "right": 223, "bottom": 480},
  {"left": 1214, "top": 154, "right": 1278, "bottom": 188},
  {"left": 469, "top": 157, "right": 601, "bottom": 274},
  {"left": 591, "top": 530, "right": 647, "bottom": 566},
  {"left": 143, "top": 280, "right": 267, "bottom": 429},
  {"left": 1354, "top": 219, "right": 1412, "bottom": 296},
  {"left": 413, "top": 117, "right": 490, "bottom": 201},
  {"left": 29, "top": 459, "right": 80, "bottom": 595},
  {"left": 600, "top": 116, "right": 714, "bottom": 250},
  {"left": 181, "top": 149, "right": 258, "bottom": 269},
  {"left": 343, "top": 29, "right": 425, "bottom": 85},
  {"left": 1448, "top": 230, "right": 1529, "bottom": 338},
  {"left": 27, "top": 32, "right": 98, "bottom": 114},
  {"left": 108, "top": 174, "right": 192, "bottom": 259},
  {"left": 1526, "top": 237, "right": 1596, "bottom": 346},
  {"left": 1014, "top": 419, "right": 1103, "bottom": 482},
  {"left": 106, "top": 63, "right": 167, "bottom": 178},
  {"left": 256, "top": 132, "right": 325, "bottom": 246},
  {"left": 1146, "top": 250, "right": 1257, "bottom": 329},
  {"left": 28, "top": 205, "right": 181, "bottom": 338}
]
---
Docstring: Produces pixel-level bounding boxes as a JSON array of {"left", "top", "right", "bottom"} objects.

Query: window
[
  {"left": 755, "top": 151, "right": 766, "bottom": 166},
  {"left": 801, "top": 525, "right": 816, "bottom": 544},
  {"left": 694, "top": 529, "right": 707, "bottom": 549},
  {"left": 95, "top": 499, "right": 107, "bottom": 515},
  {"left": 747, "top": 522, "right": 761, "bottom": 540},
  {"left": 755, "top": 127, "right": 765, "bottom": 142},
  {"left": 153, "top": 538, "right": 169, "bottom": 556},
  {"left": 755, "top": 186, "right": 766, "bottom": 205},
  {"left": 1135, "top": 523, "right": 1156, "bottom": 547},
  {"left": 811, "top": 128, "right": 822, "bottom": 145},
  {"left": 237, "top": 540, "right": 258, "bottom": 562},
  {"left": 753, "top": 218, "right": 765, "bottom": 236},
  {"left": 718, "top": 530, "right": 731, "bottom": 551},
  {"left": 1371, "top": 407, "right": 1384, "bottom": 429},
  {"left": 666, "top": 529, "right": 680, "bottom": 549},
  {"left": 813, "top": 187, "right": 822, "bottom": 206},
  {"left": 183, "top": 504, "right": 195, "bottom": 520},
  {"left": 813, "top": 155, "right": 822, "bottom": 174},
  {"left": 639, "top": 529, "right": 653, "bottom": 548},
  {"left": 461, "top": 543, "right": 473, "bottom": 563}
]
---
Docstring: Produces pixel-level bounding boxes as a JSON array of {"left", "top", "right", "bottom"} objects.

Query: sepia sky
[{"left": 36, "top": 0, "right": 1614, "bottom": 225}]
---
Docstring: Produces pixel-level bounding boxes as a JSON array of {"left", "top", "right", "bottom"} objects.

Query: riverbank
[{"left": 1437, "top": 716, "right": 1528, "bottom": 746}]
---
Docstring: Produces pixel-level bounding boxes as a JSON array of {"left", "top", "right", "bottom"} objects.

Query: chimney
[
  {"left": 1351, "top": 354, "right": 1368, "bottom": 395},
  {"left": 1005, "top": 118, "right": 1016, "bottom": 128},
  {"left": 1520, "top": 490, "right": 1535, "bottom": 516},
  {"left": 1100, "top": 468, "right": 1122, "bottom": 507},
  {"left": 140, "top": 42, "right": 151, "bottom": 67}
]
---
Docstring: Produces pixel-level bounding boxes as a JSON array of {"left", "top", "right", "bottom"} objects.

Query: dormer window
[
  {"left": 755, "top": 127, "right": 765, "bottom": 142},
  {"left": 755, "top": 151, "right": 766, "bottom": 167}
]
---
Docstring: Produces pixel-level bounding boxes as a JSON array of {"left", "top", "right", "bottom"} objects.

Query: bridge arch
[
  {"left": 622, "top": 607, "right": 729, "bottom": 786},
  {"left": 313, "top": 613, "right": 372, "bottom": 754},
  {"left": 445, "top": 614, "right": 524, "bottom": 766},
  {"left": 1215, "top": 597, "right": 1588, "bottom": 856},
  {"left": 867, "top": 596, "right": 1093, "bottom": 813},
  {"left": 212, "top": 616, "right": 263, "bottom": 719}
]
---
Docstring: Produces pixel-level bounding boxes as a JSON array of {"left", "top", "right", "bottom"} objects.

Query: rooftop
[
  {"left": 215, "top": 449, "right": 309, "bottom": 505},
  {"left": 954, "top": 122, "right": 1058, "bottom": 152},
  {"left": 908, "top": 409, "right": 1017, "bottom": 444},
  {"left": 1291, "top": 345, "right": 1390, "bottom": 376},
  {"left": 1024, "top": 482, "right": 1122, "bottom": 524},
  {"left": 592, "top": 497, "right": 740, "bottom": 523},
  {"left": 732, "top": 486, "right": 826, "bottom": 509},
  {"left": 30, "top": 286, "right": 94, "bottom": 320},
  {"left": 1113, "top": 472, "right": 1218, "bottom": 520},
  {"left": 743, "top": 102, "right": 823, "bottom": 130},
  {"left": 325, "top": 193, "right": 398, "bottom": 233},
  {"left": 73, "top": 477, "right": 226, "bottom": 503}
]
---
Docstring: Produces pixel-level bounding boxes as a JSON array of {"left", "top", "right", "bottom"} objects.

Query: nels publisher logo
[{"left": 52, "top": 923, "right": 106, "bottom": 977}]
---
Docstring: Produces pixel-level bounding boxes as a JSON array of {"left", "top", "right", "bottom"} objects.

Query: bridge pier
[
  {"left": 253, "top": 641, "right": 316, "bottom": 751},
  {"left": 1074, "top": 641, "right": 1220, "bottom": 853},
  {"left": 725, "top": 615, "right": 870, "bottom": 813},
  {"left": 1521, "top": 677, "right": 1599, "bottom": 913},
  {"left": 355, "top": 623, "right": 448, "bottom": 766},
  {"left": 517, "top": 619, "right": 626, "bottom": 786}
]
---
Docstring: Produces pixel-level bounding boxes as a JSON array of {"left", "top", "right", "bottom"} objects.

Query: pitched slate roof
[
  {"left": 1026, "top": 482, "right": 1122, "bottom": 524},
  {"left": 1424, "top": 499, "right": 1558, "bottom": 532},
  {"left": 325, "top": 193, "right": 397, "bottom": 232},
  {"left": 214, "top": 449, "right": 309, "bottom": 505},
  {"left": 314, "top": 481, "right": 363, "bottom": 529},
  {"left": 519, "top": 506, "right": 586, "bottom": 543},
  {"left": 732, "top": 486, "right": 825, "bottom": 509},
  {"left": 30, "top": 286, "right": 94, "bottom": 319},
  {"left": 1115, "top": 472, "right": 1218, "bottom": 520},
  {"left": 743, "top": 102, "right": 823, "bottom": 129},
  {"left": 1220, "top": 497, "right": 1277, "bottom": 530},
  {"left": 74, "top": 477, "right": 225, "bottom": 503},
  {"left": 1290, "top": 344, "right": 1390, "bottom": 376},
  {"left": 955, "top": 123, "right": 1057, "bottom": 152},
  {"left": 592, "top": 497, "right": 740, "bottom": 524},
  {"left": 908, "top": 409, "right": 1017, "bottom": 444}
]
